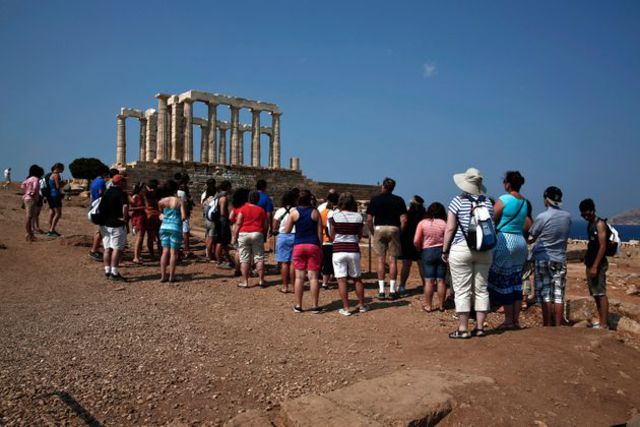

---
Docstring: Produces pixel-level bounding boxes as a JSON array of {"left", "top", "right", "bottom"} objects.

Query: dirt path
[{"left": 1, "top": 188, "right": 639, "bottom": 426}]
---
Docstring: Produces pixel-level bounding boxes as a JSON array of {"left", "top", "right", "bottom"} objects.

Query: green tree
[{"left": 69, "top": 158, "right": 109, "bottom": 181}]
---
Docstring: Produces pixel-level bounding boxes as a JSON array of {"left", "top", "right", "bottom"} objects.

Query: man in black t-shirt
[
  {"left": 366, "top": 177, "right": 407, "bottom": 300},
  {"left": 100, "top": 175, "right": 129, "bottom": 281},
  {"left": 579, "top": 198, "right": 609, "bottom": 329}
]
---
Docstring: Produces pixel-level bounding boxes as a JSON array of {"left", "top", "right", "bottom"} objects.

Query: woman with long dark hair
[
  {"left": 414, "top": 202, "right": 447, "bottom": 312},
  {"left": 399, "top": 195, "right": 426, "bottom": 296}
]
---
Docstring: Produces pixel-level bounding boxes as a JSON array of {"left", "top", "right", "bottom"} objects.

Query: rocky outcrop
[{"left": 610, "top": 208, "right": 640, "bottom": 225}]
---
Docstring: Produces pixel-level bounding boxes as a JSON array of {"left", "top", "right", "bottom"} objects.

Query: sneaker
[
  {"left": 398, "top": 286, "right": 407, "bottom": 296},
  {"left": 388, "top": 292, "right": 399, "bottom": 300},
  {"left": 311, "top": 306, "right": 323, "bottom": 314},
  {"left": 321, "top": 283, "right": 329, "bottom": 290},
  {"left": 46, "top": 231, "right": 57, "bottom": 237},
  {"left": 358, "top": 305, "right": 369, "bottom": 313},
  {"left": 377, "top": 292, "right": 386, "bottom": 300},
  {"left": 109, "top": 273, "right": 126, "bottom": 282},
  {"left": 338, "top": 308, "right": 352, "bottom": 316},
  {"left": 89, "top": 251, "right": 102, "bottom": 261},
  {"left": 293, "top": 305, "right": 303, "bottom": 313}
]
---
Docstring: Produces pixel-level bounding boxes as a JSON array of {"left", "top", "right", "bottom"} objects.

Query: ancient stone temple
[{"left": 115, "top": 89, "right": 377, "bottom": 201}]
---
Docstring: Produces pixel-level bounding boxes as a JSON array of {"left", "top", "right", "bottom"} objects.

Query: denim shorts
[
  {"left": 421, "top": 247, "right": 446, "bottom": 279},
  {"left": 275, "top": 233, "right": 295, "bottom": 262}
]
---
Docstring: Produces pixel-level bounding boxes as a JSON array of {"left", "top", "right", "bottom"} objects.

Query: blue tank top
[
  {"left": 496, "top": 194, "right": 527, "bottom": 234},
  {"left": 160, "top": 207, "right": 182, "bottom": 232},
  {"left": 294, "top": 207, "right": 320, "bottom": 245},
  {"left": 49, "top": 174, "right": 60, "bottom": 198}
]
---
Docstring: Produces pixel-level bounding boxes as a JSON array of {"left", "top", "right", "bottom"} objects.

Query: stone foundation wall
[{"left": 122, "top": 161, "right": 378, "bottom": 204}]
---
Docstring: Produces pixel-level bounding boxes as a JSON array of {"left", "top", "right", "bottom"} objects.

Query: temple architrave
[{"left": 114, "top": 89, "right": 377, "bottom": 202}]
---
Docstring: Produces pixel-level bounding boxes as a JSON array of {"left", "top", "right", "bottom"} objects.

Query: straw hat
[{"left": 453, "top": 168, "right": 486, "bottom": 196}]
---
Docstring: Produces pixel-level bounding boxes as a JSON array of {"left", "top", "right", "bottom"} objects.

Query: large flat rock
[
  {"left": 224, "top": 409, "right": 273, "bottom": 427},
  {"left": 278, "top": 370, "right": 494, "bottom": 426}
]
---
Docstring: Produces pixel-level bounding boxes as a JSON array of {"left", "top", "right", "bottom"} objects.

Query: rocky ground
[{"left": 1, "top": 186, "right": 640, "bottom": 426}]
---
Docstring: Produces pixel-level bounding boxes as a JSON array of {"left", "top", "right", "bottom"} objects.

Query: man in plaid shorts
[{"left": 528, "top": 186, "right": 572, "bottom": 326}]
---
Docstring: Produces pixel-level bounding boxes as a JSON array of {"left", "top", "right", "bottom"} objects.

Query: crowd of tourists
[{"left": 18, "top": 164, "right": 616, "bottom": 337}]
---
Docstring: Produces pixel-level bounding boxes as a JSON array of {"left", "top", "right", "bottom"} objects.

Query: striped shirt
[
  {"left": 414, "top": 218, "right": 446, "bottom": 249},
  {"left": 330, "top": 211, "right": 363, "bottom": 253},
  {"left": 448, "top": 194, "right": 495, "bottom": 246}
]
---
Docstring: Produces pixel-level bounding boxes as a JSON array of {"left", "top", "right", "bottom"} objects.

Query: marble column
[
  {"left": 290, "top": 157, "right": 300, "bottom": 171},
  {"left": 139, "top": 118, "right": 147, "bottom": 162},
  {"left": 238, "top": 129, "right": 245, "bottom": 165},
  {"left": 267, "top": 134, "right": 273, "bottom": 169},
  {"left": 251, "top": 110, "right": 261, "bottom": 167},
  {"left": 171, "top": 102, "right": 184, "bottom": 162},
  {"left": 155, "top": 95, "right": 169, "bottom": 161},
  {"left": 183, "top": 100, "right": 193, "bottom": 162},
  {"left": 145, "top": 111, "right": 157, "bottom": 162},
  {"left": 271, "top": 112, "right": 281, "bottom": 168},
  {"left": 219, "top": 128, "right": 227, "bottom": 164},
  {"left": 200, "top": 126, "right": 209, "bottom": 163},
  {"left": 229, "top": 106, "right": 240, "bottom": 165},
  {"left": 116, "top": 115, "right": 126, "bottom": 165},
  {"left": 207, "top": 103, "right": 218, "bottom": 164}
]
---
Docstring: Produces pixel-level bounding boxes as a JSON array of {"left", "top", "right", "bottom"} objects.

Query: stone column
[
  {"left": 155, "top": 94, "right": 169, "bottom": 161},
  {"left": 238, "top": 129, "right": 246, "bottom": 165},
  {"left": 219, "top": 128, "right": 227, "bottom": 164},
  {"left": 271, "top": 112, "right": 281, "bottom": 168},
  {"left": 171, "top": 102, "right": 184, "bottom": 162},
  {"left": 267, "top": 133, "right": 273, "bottom": 169},
  {"left": 251, "top": 110, "right": 261, "bottom": 167},
  {"left": 207, "top": 103, "right": 218, "bottom": 164},
  {"left": 116, "top": 115, "right": 126, "bottom": 165},
  {"left": 229, "top": 106, "right": 240, "bottom": 165},
  {"left": 183, "top": 100, "right": 193, "bottom": 162},
  {"left": 290, "top": 157, "right": 300, "bottom": 171},
  {"left": 139, "top": 118, "right": 147, "bottom": 162},
  {"left": 200, "top": 126, "right": 209, "bottom": 163},
  {"left": 145, "top": 111, "right": 157, "bottom": 161}
]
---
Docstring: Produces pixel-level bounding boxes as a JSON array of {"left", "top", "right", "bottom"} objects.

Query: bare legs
[
  {"left": 91, "top": 231, "right": 102, "bottom": 254},
  {"left": 160, "top": 248, "right": 179, "bottom": 282},
  {"left": 240, "top": 261, "right": 265, "bottom": 287},
  {"left": 594, "top": 295, "right": 610, "bottom": 328},
  {"left": 424, "top": 278, "right": 446, "bottom": 311},
  {"left": 48, "top": 207, "right": 61, "bottom": 233},
  {"left": 280, "top": 262, "right": 294, "bottom": 292},
  {"left": 542, "top": 302, "right": 565, "bottom": 326},
  {"left": 500, "top": 300, "right": 523, "bottom": 328},
  {"left": 294, "top": 270, "right": 320, "bottom": 310},
  {"left": 133, "top": 229, "right": 146, "bottom": 263},
  {"left": 337, "top": 278, "right": 365, "bottom": 311}
]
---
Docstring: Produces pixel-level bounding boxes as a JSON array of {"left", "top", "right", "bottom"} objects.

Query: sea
[{"left": 570, "top": 220, "right": 640, "bottom": 242}]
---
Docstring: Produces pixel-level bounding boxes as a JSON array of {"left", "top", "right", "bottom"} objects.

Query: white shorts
[
  {"left": 100, "top": 226, "right": 127, "bottom": 251},
  {"left": 182, "top": 219, "right": 191, "bottom": 234},
  {"left": 238, "top": 232, "right": 265, "bottom": 264},
  {"left": 332, "top": 252, "right": 361, "bottom": 279}
]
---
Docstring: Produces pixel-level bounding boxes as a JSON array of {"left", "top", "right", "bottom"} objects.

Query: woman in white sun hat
[{"left": 442, "top": 168, "right": 495, "bottom": 339}]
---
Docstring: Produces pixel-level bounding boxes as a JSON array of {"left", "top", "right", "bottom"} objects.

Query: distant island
[{"left": 610, "top": 208, "right": 640, "bottom": 225}]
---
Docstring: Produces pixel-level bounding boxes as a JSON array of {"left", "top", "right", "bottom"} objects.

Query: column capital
[
  {"left": 117, "top": 114, "right": 126, "bottom": 120},
  {"left": 269, "top": 111, "right": 282, "bottom": 117},
  {"left": 183, "top": 98, "right": 194, "bottom": 105},
  {"left": 155, "top": 93, "right": 171, "bottom": 100}
]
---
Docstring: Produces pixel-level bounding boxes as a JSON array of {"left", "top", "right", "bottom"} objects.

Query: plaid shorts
[{"left": 535, "top": 261, "right": 567, "bottom": 304}]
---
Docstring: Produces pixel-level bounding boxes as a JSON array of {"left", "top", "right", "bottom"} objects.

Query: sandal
[
  {"left": 472, "top": 328, "right": 487, "bottom": 337},
  {"left": 448, "top": 330, "right": 471, "bottom": 339},
  {"left": 237, "top": 283, "right": 249, "bottom": 288},
  {"left": 280, "top": 288, "right": 290, "bottom": 294},
  {"left": 422, "top": 306, "right": 433, "bottom": 313}
]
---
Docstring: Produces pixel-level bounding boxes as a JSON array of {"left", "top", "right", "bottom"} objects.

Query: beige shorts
[
  {"left": 372, "top": 226, "right": 401, "bottom": 258},
  {"left": 24, "top": 199, "right": 36, "bottom": 218},
  {"left": 238, "top": 232, "right": 265, "bottom": 264}
]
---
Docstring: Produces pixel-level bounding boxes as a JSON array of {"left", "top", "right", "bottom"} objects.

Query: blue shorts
[
  {"left": 160, "top": 228, "right": 182, "bottom": 250},
  {"left": 275, "top": 233, "right": 295, "bottom": 263},
  {"left": 421, "top": 247, "right": 446, "bottom": 279}
]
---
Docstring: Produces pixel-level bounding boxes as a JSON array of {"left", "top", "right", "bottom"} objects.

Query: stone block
[
  {"left": 566, "top": 297, "right": 596, "bottom": 323},
  {"left": 277, "top": 370, "right": 493, "bottom": 427},
  {"left": 224, "top": 409, "right": 272, "bottom": 427},
  {"left": 278, "top": 394, "right": 380, "bottom": 427}
]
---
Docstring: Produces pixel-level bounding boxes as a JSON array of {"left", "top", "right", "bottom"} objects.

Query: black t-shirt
[
  {"left": 101, "top": 186, "right": 128, "bottom": 227},
  {"left": 366, "top": 193, "right": 407, "bottom": 227},
  {"left": 585, "top": 218, "right": 608, "bottom": 267}
]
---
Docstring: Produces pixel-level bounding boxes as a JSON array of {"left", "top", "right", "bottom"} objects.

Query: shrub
[{"left": 69, "top": 158, "right": 109, "bottom": 181}]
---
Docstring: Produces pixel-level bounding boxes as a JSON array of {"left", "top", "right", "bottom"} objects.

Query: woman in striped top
[{"left": 330, "top": 193, "right": 366, "bottom": 316}]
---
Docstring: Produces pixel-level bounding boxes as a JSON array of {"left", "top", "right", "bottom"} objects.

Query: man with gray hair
[{"left": 528, "top": 186, "right": 571, "bottom": 326}]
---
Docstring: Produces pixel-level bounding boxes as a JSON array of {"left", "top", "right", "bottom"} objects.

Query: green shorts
[{"left": 586, "top": 259, "right": 608, "bottom": 297}]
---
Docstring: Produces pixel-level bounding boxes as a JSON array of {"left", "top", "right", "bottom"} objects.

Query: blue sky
[{"left": 1, "top": 0, "right": 638, "bottom": 218}]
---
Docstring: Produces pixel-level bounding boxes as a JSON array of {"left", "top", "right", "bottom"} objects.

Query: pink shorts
[{"left": 293, "top": 244, "right": 323, "bottom": 272}]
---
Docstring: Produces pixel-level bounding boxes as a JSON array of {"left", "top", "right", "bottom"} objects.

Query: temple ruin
[{"left": 115, "top": 89, "right": 376, "bottom": 201}]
